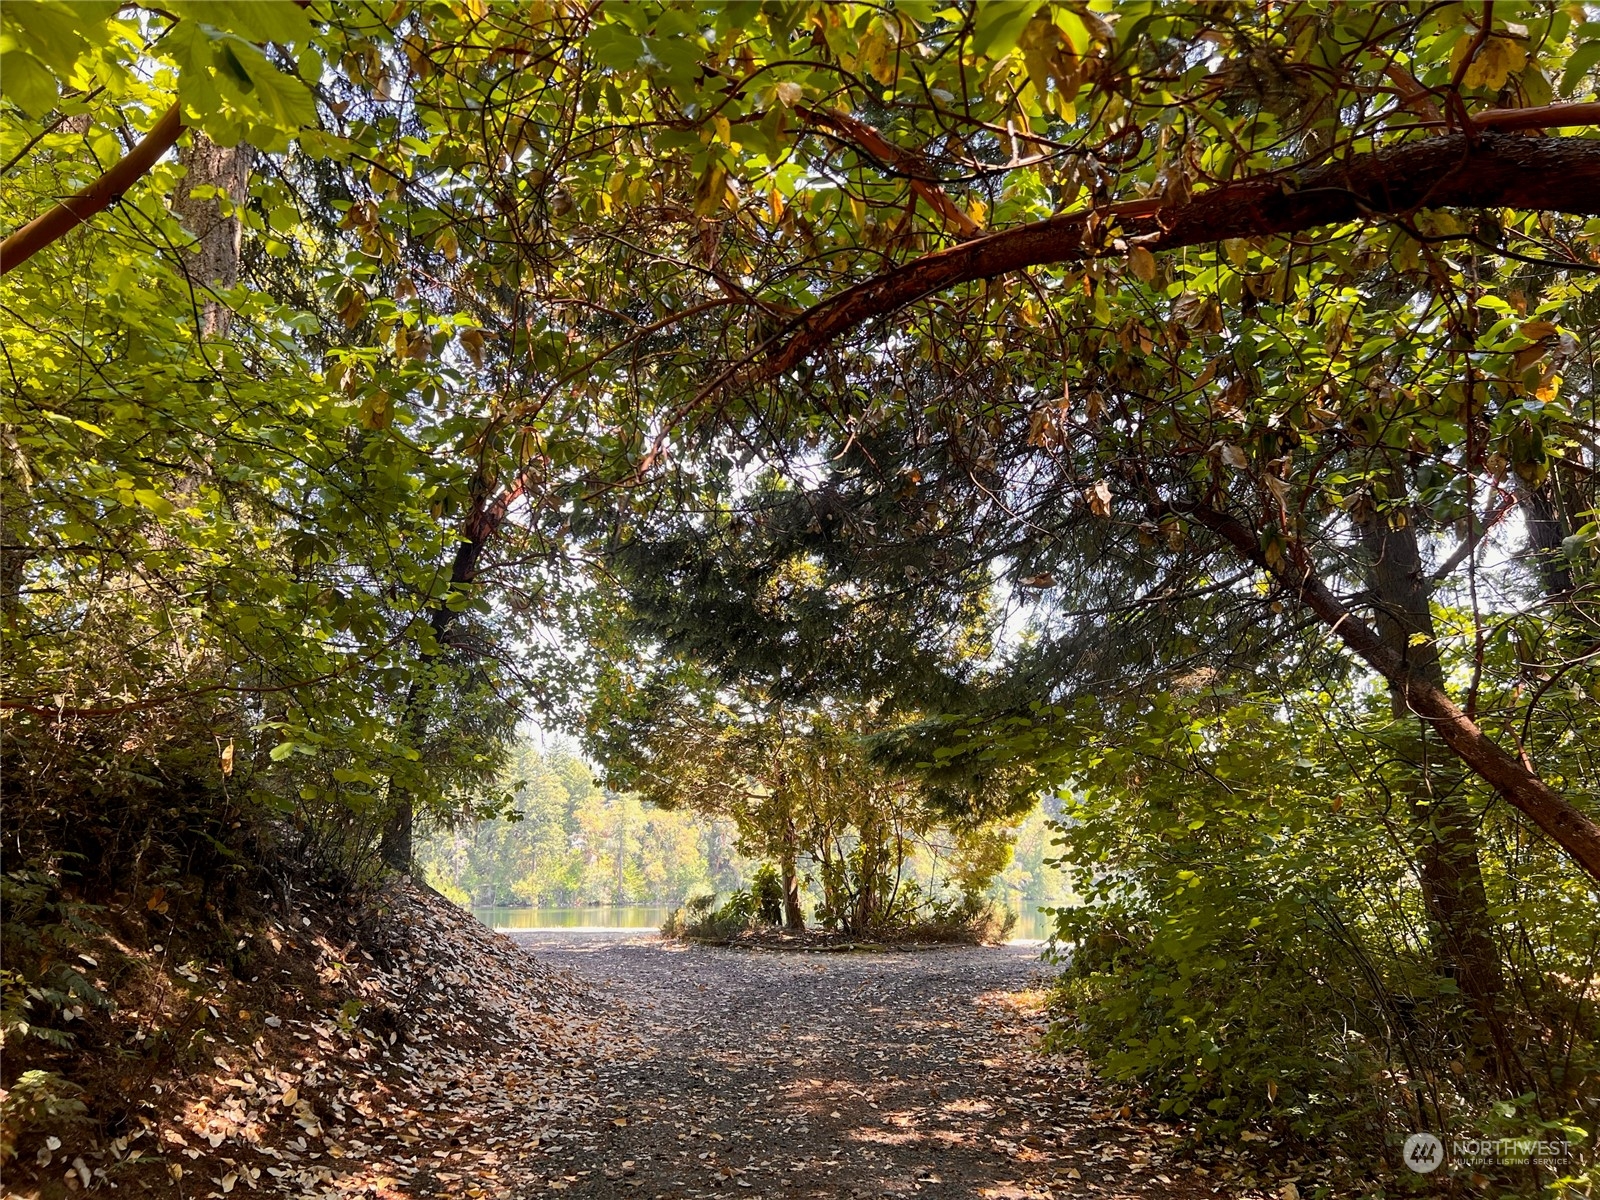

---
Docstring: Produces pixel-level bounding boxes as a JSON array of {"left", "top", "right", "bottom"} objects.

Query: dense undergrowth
[
  {"left": 0, "top": 713, "right": 395, "bottom": 1187},
  {"left": 661, "top": 865, "right": 1017, "bottom": 946},
  {"left": 1040, "top": 690, "right": 1599, "bottom": 1197}
]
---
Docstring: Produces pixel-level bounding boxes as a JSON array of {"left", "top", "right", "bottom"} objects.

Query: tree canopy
[{"left": 5, "top": 1, "right": 1600, "bottom": 1184}]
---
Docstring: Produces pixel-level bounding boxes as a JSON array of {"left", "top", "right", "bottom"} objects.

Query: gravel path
[{"left": 508, "top": 933, "right": 1214, "bottom": 1200}]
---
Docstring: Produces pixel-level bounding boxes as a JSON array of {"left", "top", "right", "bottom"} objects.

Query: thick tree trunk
[
  {"left": 779, "top": 821, "right": 804, "bottom": 931},
  {"left": 172, "top": 134, "right": 252, "bottom": 337},
  {"left": 1517, "top": 478, "right": 1575, "bottom": 600},
  {"left": 1359, "top": 499, "right": 1506, "bottom": 1037}
]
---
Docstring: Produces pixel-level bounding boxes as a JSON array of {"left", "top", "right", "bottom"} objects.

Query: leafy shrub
[
  {"left": 0, "top": 1070, "right": 89, "bottom": 1165},
  {"left": 751, "top": 864, "right": 785, "bottom": 925},
  {"left": 1043, "top": 691, "right": 1599, "bottom": 1192},
  {"left": 1, "top": 869, "right": 110, "bottom": 1057},
  {"left": 659, "top": 907, "right": 687, "bottom": 939},
  {"left": 660, "top": 885, "right": 770, "bottom": 941},
  {"left": 910, "top": 893, "right": 1017, "bottom": 944}
]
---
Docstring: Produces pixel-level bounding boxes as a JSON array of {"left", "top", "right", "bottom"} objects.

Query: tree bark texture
[
  {"left": 1517, "top": 478, "right": 1576, "bottom": 600},
  {"left": 780, "top": 819, "right": 805, "bottom": 931},
  {"left": 1358, "top": 495, "right": 1507, "bottom": 1039},
  {"left": 172, "top": 133, "right": 253, "bottom": 337}
]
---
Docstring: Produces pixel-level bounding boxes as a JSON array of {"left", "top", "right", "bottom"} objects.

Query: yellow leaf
[
  {"left": 858, "top": 24, "right": 897, "bottom": 85},
  {"left": 1462, "top": 36, "right": 1525, "bottom": 90},
  {"left": 220, "top": 740, "right": 234, "bottom": 777},
  {"left": 711, "top": 114, "right": 731, "bottom": 146},
  {"left": 1085, "top": 478, "right": 1113, "bottom": 517},
  {"left": 692, "top": 162, "right": 729, "bottom": 218}
]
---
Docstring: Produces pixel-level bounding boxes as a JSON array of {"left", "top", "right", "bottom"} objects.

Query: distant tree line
[
  {"left": 417, "top": 740, "right": 1072, "bottom": 920},
  {"left": 415, "top": 741, "right": 751, "bottom": 909}
]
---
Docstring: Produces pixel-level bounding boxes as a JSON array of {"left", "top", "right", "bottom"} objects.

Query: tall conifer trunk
[
  {"left": 172, "top": 135, "right": 251, "bottom": 337},
  {"left": 1359, "top": 487, "right": 1506, "bottom": 1045},
  {"left": 1516, "top": 477, "right": 1574, "bottom": 600}
]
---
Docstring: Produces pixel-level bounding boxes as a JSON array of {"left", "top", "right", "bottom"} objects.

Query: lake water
[
  {"left": 472, "top": 903, "right": 1064, "bottom": 942},
  {"left": 1009, "top": 905, "right": 1063, "bottom": 942},
  {"left": 472, "top": 905, "right": 673, "bottom": 932}
]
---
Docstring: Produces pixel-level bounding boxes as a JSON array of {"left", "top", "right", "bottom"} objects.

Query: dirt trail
[{"left": 510, "top": 932, "right": 1220, "bottom": 1200}]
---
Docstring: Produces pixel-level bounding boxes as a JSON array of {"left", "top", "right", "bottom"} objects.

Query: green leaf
[
  {"left": 1560, "top": 37, "right": 1600, "bottom": 95},
  {"left": 0, "top": 0, "right": 117, "bottom": 76},
  {"left": 0, "top": 49, "right": 62, "bottom": 116},
  {"left": 970, "top": 2, "right": 1038, "bottom": 61},
  {"left": 1056, "top": 9, "right": 1091, "bottom": 56},
  {"left": 169, "top": 0, "right": 315, "bottom": 48},
  {"left": 132, "top": 489, "right": 174, "bottom": 517}
]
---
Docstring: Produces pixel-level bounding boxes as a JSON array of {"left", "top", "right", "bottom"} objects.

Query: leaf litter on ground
[
  {"left": 514, "top": 931, "right": 1274, "bottom": 1199},
  {"left": 31, "top": 891, "right": 1300, "bottom": 1198}
]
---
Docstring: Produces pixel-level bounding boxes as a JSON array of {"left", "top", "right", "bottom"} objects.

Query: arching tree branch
[
  {"left": 1, "top": 103, "right": 184, "bottom": 274},
  {"left": 758, "top": 132, "right": 1600, "bottom": 381},
  {"left": 1177, "top": 502, "right": 1600, "bottom": 884}
]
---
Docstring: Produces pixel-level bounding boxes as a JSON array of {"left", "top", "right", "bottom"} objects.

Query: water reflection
[
  {"left": 472, "top": 905, "right": 672, "bottom": 931},
  {"left": 1007, "top": 906, "right": 1061, "bottom": 942}
]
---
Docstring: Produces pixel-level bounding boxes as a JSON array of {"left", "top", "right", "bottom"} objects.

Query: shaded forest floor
[
  {"left": 2, "top": 881, "right": 613, "bottom": 1198},
  {"left": 514, "top": 932, "right": 1266, "bottom": 1200},
  {"left": 6, "top": 887, "right": 1303, "bottom": 1199}
]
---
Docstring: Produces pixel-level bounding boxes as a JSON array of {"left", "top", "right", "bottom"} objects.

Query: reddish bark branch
[
  {"left": 1, "top": 103, "right": 184, "bottom": 274},
  {"left": 1467, "top": 101, "right": 1600, "bottom": 131},
  {"left": 799, "top": 106, "right": 982, "bottom": 238},
  {"left": 758, "top": 132, "right": 1600, "bottom": 381},
  {"left": 1179, "top": 503, "right": 1600, "bottom": 884}
]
